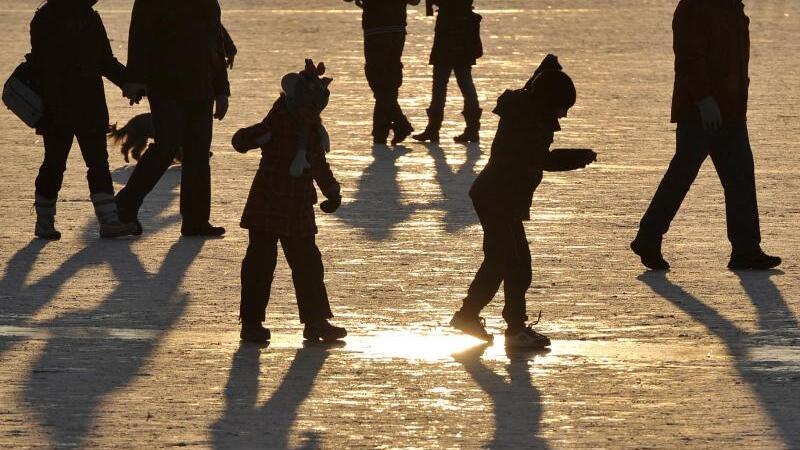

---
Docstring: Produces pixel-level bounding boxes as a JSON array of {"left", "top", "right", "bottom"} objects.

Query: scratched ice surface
[{"left": 0, "top": 1, "right": 799, "bottom": 448}]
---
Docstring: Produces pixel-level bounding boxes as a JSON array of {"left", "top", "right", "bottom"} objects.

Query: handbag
[{"left": 3, "top": 54, "right": 44, "bottom": 128}]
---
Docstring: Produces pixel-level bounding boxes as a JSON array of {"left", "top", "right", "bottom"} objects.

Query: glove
[
  {"left": 320, "top": 195, "right": 342, "bottom": 214},
  {"left": 696, "top": 96, "right": 722, "bottom": 131},
  {"left": 544, "top": 148, "right": 597, "bottom": 171}
]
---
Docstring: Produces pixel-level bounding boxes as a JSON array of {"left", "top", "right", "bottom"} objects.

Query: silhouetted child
[
  {"left": 345, "top": 0, "right": 419, "bottom": 145},
  {"left": 450, "top": 55, "right": 597, "bottom": 348},
  {"left": 414, "top": 0, "right": 483, "bottom": 143},
  {"left": 232, "top": 60, "right": 346, "bottom": 343}
]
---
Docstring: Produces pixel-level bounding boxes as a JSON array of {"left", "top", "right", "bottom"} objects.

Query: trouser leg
[
  {"left": 179, "top": 99, "right": 214, "bottom": 225},
  {"left": 75, "top": 130, "right": 114, "bottom": 195},
  {"left": 461, "top": 209, "right": 506, "bottom": 316},
  {"left": 240, "top": 230, "right": 279, "bottom": 323},
  {"left": 429, "top": 65, "right": 451, "bottom": 117},
  {"left": 35, "top": 130, "right": 74, "bottom": 200},
  {"left": 501, "top": 220, "right": 532, "bottom": 328},
  {"left": 453, "top": 66, "right": 479, "bottom": 113},
  {"left": 280, "top": 235, "right": 333, "bottom": 324},
  {"left": 115, "top": 96, "right": 184, "bottom": 213},
  {"left": 638, "top": 120, "right": 710, "bottom": 242},
  {"left": 365, "top": 33, "right": 407, "bottom": 141},
  {"left": 709, "top": 124, "right": 762, "bottom": 253}
]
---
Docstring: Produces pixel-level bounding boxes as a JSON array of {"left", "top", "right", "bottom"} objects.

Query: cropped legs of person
[
  {"left": 364, "top": 32, "right": 411, "bottom": 144},
  {"left": 419, "top": 65, "right": 480, "bottom": 141}
]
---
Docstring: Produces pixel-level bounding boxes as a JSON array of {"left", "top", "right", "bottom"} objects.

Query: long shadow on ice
[
  {"left": 336, "top": 144, "right": 417, "bottom": 241},
  {"left": 639, "top": 270, "right": 800, "bottom": 449},
  {"left": 454, "top": 343, "right": 550, "bottom": 449},
  {"left": 425, "top": 142, "right": 480, "bottom": 233},
  {"left": 212, "top": 342, "right": 342, "bottom": 450}
]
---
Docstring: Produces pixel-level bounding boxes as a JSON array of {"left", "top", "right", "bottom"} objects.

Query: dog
[{"left": 109, "top": 113, "right": 213, "bottom": 164}]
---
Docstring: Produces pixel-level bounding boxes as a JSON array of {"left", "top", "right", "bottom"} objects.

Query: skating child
[
  {"left": 414, "top": 0, "right": 483, "bottom": 143},
  {"left": 450, "top": 55, "right": 597, "bottom": 348},
  {"left": 344, "top": 0, "right": 419, "bottom": 145},
  {"left": 233, "top": 60, "right": 346, "bottom": 343}
]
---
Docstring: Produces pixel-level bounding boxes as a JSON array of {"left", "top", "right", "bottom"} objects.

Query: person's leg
[
  {"left": 638, "top": 120, "right": 710, "bottom": 241},
  {"left": 364, "top": 35, "right": 392, "bottom": 144},
  {"left": 386, "top": 33, "right": 413, "bottom": 144},
  {"left": 34, "top": 129, "right": 73, "bottom": 239},
  {"left": 461, "top": 210, "right": 505, "bottom": 316},
  {"left": 500, "top": 219, "right": 532, "bottom": 330},
  {"left": 179, "top": 99, "right": 215, "bottom": 229},
  {"left": 240, "top": 230, "right": 279, "bottom": 323},
  {"left": 413, "top": 65, "right": 450, "bottom": 142},
  {"left": 115, "top": 96, "right": 184, "bottom": 221},
  {"left": 453, "top": 66, "right": 481, "bottom": 143},
  {"left": 280, "top": 235, "right": 333, "bottom": 324}
]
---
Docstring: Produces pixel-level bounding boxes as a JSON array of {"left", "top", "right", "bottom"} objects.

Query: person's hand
[
  {"left": 320, "top": 194, "right": 342, "bottom": 214},
  {"left": 122, "top": 82, "right": 147, "bottom": 105},
  {"left": 583, "top": 149, "right": 598, "bottom": 166},
  {"left": 697, "top": 96, "right": 722, "bottom": 132},
  {"left": 226, "top": 53, "right": 236, "bottom": 70},
  {"left": 214, "top": 95, "right": 229, "bottom": 120}
]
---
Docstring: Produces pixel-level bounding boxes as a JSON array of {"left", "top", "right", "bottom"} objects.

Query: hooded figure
[{"left": 28, "top": 0, "right": 137, "bottom": 240}]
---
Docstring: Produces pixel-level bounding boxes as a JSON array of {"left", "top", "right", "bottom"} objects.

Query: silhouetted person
[
  {"left": 631, "top": 0, "right": 781, "bottom": 271},
  {"left": 115, "top": 0, "right": 231, "bottom": 237},
  {"left": 345, "top": 0, "right": 419, "bottom": 146},
  {"left": 232, "top": 61, "right": 347, "bottom": 344},
  {"left": 28, "top": 0, "right": 138, "bottom": 240},
  {"left": 450, "top": 55, "right": 596, "bottom": 348},
  {"left": 413, "top": 0, "right": 483, "bottom": 143}
]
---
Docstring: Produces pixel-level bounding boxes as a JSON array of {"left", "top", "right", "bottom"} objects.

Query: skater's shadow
[
  {"left": 211, "top": 341, "right": 344, "bottom": 450},
  {"left": 639, "top": 270, "right": 800, "bottom": 449},
  {"left": 425, "top": 142, "right": 480, "bottom": 233},
  {"left": 453, "top": 343, "right": 551, "bottom": 449},
  {"left": 337, "top": 144, "right": 417, "bottom": 241}
]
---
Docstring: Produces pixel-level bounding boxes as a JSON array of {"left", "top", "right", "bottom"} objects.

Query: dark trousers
[
  {"left": 240, "top": 230, "right": 333, "bottom": 324},
  {"left": 430, "top": 65, "right": 479, "bottom": 114},
  {"left": 35, "top": 129, "right": 113, "bottom": 199},
  {"left": 116, "top": 95, "right": 214, "bottom": 225},
  {"left": 639, "top": 119, "right": 761, "bottom": 253},
  {"left": 364, "top": 32, "right": 409, "bottom": 141},
  {"left": 461, "top": 208, "right": 531, "bottom": 327}
]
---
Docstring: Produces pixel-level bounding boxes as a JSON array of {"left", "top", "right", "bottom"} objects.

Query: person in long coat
[{"left": 29, "top": 0, "right": 138, "bottom": 240}]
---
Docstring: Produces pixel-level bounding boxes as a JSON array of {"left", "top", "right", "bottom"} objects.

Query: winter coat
[
  {"left": 671, "top": 0, "right": 750, "bottom": 124},
  {"left": 30, "top": 0, "right": 127, "bottom": 135},
  {"left": 429, "top": 0, "right": 482, "bottom": 66},
  {"left": 127, "top": 0, "right": 230, "bottom": 101},
  {"left": 235, "top": 98, "right": 340, "bottom": 237},
  {"left": 361, "top": 0, "right": 410, "bottom": 36},
  {"left": 469, "top": 89, "right": 580, "bottom": 221}
]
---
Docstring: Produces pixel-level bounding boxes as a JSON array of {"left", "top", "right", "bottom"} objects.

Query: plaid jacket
[{"left": 236, "top": 97, "right": 340, "bottom": 236}]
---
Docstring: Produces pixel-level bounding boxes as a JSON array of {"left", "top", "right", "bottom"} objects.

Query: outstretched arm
[
  {"left": 543, "top": 148, "right": 597, "bottom": 172},
  {"left": 232, "top": 121, "right": 272, "bottom": 153}
]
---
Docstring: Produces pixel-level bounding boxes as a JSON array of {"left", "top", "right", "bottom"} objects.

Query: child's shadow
[
  {"left": 638, "top": 270, "right": 800, "bottom": 449},
  {"left": 211, "top": 341, "right": 344, "bottom": 450},
  {"left": 453, "top": 343, "right": 551, "bottom": 449},
  {"left": 336, "top": 144, "right": 418, "bottom": 241},
  {"left": 425, "top": 142, "right": 481, "bottom": 233}
]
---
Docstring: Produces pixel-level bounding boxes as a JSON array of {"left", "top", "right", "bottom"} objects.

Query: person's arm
[
  {"left": 127, "top": 0, "right": 157, "bottom": 85},
  {"left": 95, "top": 13, "right": 127, "bottom": 88},
  {"left": 221, "top": 24, "right": 237, "bottom": 69},
  {"left": 232, "top": 121, "right": 272, "bottom": 153},
  {"left": 543, "top": 148, "right": 597, "bottom": 172},
  {"left": 673, "top": 1, "right": 712, "bottom": 105},
  {"left": 310, "top": 145, "right": 341, "bottom": 213}
]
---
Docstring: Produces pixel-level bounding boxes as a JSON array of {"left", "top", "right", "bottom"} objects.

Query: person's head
[
  {"left": 281, "top": 59, "right": 333, "bottom": 124},
  {"left": 527, "top": 70, "right": 576, "bottom": 119}
]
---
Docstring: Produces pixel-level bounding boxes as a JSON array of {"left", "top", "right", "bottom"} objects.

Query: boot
[
  {"left": 115, "top": 196, "right": 143, "bottom": 236},
  {"left": 391, "top": 115, "right": 414, "bottom": 146},
  {"left": 34, "top": 195, "right": 61, "bottom": 240},
  {"left": 454, "top": 108, "right": 482, "bottom": 144},
  {"left": 303, "top": 320, "right": 347, "bottom": 342},
  {"left": 631, "top": 235, "right": 670, "bottom": 271},
  {"left": 240, "top": 320, "right": 271, "bottom": 343},
  {"left": 92, "top": 193, "right": 138, "bottom": 239},
  {"left": 181, "top": 222, "right": 226, "bottom": 237},
  {"left": 728, "top": 248, "right": 782, "bottom": 270},
  {"left": 412, "top": 108, "right": 443, "bottom": 143}
]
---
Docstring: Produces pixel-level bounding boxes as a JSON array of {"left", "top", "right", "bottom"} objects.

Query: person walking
[
  {"left": 115, "top": 0, "right": 231, "bottom": 237},
  {"left": 631, "top": 0, "right": 781, "bottom": 271},
  {"left": 29, "top": 0, "right": 138, "bottom": 240},
  {"left": 413, "top": 0, "right": 483, "bottom": 144}
]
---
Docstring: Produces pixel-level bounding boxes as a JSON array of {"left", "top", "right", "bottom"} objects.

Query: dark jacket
[
  {"left": 430, "top": 0, "right": 482, "bottom": 66},
  {"left": 362, "top": 0, "right": 410, "bottom": 35},
  {"left": 127, "top": 0, "right": 230, "bottom": 100},
  {"left": 30, "top": 0, "right": 127, "bottom": 134},
  {"left": 236, "top": 98, "right": 339, "bottom": 237},
  {"left": 470, "top": 90, "right": 580, "bottom": 221},
  {"left": 671, "top": 0, "right": 750, "bottom": 123}
]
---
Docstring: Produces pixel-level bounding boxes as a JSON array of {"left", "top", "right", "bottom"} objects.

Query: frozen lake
[{"left": 0, "top": 1, "right": 799, "bottom": 448}]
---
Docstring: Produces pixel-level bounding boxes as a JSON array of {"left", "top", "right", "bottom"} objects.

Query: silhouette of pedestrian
[
  {"left": 345, "top": 0, "right": 419, "bottom": 146},
  {"left": 414, "top": 0, "right": 483, "bottom": 144},
  {"left": 449, "top": 55, "right": 596, "bottom": 348},
  {"left": 631, "top": 0, "right": 781, "bottom": 271},
  {"left": 27, "top": 0, "right": 139, "bottom": 240},
  {"left": 115, "top": 0, "right": 231, "bottom": 237}
]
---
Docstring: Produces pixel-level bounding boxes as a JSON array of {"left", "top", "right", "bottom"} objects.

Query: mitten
[
  {"left": 544, "top": 148, "right": 597, "bottom": 172},
  {"left": 320, "top": 194, "right": 342, "bottom": 214}
]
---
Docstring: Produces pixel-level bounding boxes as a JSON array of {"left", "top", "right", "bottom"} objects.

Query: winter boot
[
  {"left": 240, "top": 320, "right": 271, "bottom": 343},
  {"left": 412, "top": 108, "right": 444, "bottom": 143},
  {"left": 303, "top": 320, "right": 347, "bottom": 342},
  {"left": 454, "top": 108, "right": 482, "bottom": 144},
  {"left": 391, "top": 115, "right": 414, "bottom": 146},
  {"left": 91, "top": 193, "right": 138, "bottom": 239},
  {"left": 34, "top": 195, "right": 61, "bottom": 240}
]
